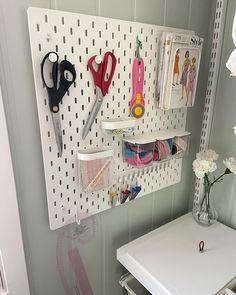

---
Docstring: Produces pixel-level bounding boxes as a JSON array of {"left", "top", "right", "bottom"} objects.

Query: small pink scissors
[{"left": 82, "top": 51, "right": 117, "bottom": 139}]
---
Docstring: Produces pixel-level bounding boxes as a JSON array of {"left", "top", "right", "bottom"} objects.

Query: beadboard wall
[{"left": 0, "top": 0, "right": 212, "bottom": 294}]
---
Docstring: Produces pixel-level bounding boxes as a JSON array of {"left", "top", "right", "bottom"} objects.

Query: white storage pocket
[
  {"left": 122, "top": 129, "right": 191, "bottom": 167},
  {"left": 172, "top": 132, "right": 191, "bottom": 156},
  {"left": 77, "top": 147, "right": 114, "bottom": 192}
]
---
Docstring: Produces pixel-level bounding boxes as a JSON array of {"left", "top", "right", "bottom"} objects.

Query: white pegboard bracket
[{"left": 194, "top": 0, "right": 228, "bottom": 205}]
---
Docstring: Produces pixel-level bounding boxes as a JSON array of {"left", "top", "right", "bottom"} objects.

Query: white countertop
[{"left": 117, "top": 213, "right": 236, "bottom": 295}]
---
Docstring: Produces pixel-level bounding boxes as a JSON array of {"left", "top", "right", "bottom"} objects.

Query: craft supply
[
  {"left": 129, "top": 186, "right": 142, "bottom": 200},
  {"left": 130, "top": 36, "right": 145, "bottom": 118},
  {"left": 101, "top": 118, "right": 136, "bottom": 136},
  {"left": 153, "top": 139, "right": 173, "bottom": 161},
  {"left": 121, "top": 189, "right": 131, "bottom": 204},
  {"left": 123, "top": 130, "right": 191, "bottom": 166},
  {"left": 68, "top": 248, "right": 93, "bottom": 295},
  {"left": 158, "top": 32, "right": 203, "bottom": 109},
  {"left": 110, "top": 190, "right": 118, "bottom": 207},
  {"left": 123, "top": 141, "right": 154, "bottom": 167},
  {"left": 41, "top": 52, "right": 76, "bottom": 156},
  {"left": 82, "top": 51, "right": 117, "bottom": 139},
  {"left": 85, "top": 159, "right": 112, "bottom": 192},
  {"left": 172, "top": 135, "right": 189, "bottom": 155}
]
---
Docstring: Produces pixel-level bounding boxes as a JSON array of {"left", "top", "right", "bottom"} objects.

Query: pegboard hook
[
  {"left": 46, "top": 33, "right": 51, "bottom": 41},
  {"left": 74, "top": 205, "right": 81, "bottom": 225},
  {"left": 136, "top": 35, "right": 143, "bottom": 60}
]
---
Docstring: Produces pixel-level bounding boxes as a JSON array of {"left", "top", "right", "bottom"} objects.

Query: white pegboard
[{"left": 27, "top": 7, "right": 193, "bottom": 230}]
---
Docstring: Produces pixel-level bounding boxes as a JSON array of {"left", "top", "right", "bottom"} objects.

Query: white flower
[
  {"left": 223, "top": 157, "right": 236, "bottom": 174},
  {"left": 196, "top": 149, "right": 219, "bottom": 162},
  {"left": 209, "top": 161, "right": 217, "bottom": 172},
  {"left": 192, "top": 159, "right": 217, "bottom": 179}
]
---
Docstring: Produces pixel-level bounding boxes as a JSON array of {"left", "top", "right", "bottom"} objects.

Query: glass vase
[{"left": 192, "top": 185, "right": 218, "bottom": 226}]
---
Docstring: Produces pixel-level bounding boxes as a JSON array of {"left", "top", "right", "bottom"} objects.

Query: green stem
[
  {"left": 211, "top": 172, "right": 226, "bottom": 186},
  {"left": 198, "top": 174, "right": 211, "bottom": 223},
  {"left": 205, "top": 173, "right": 211, "bottom": 186},
  {"left": 206, "top": 189, "right": 210, "bottom": 224},
  {"left": 197, "top": 169, "right": 231, "bottom": 224},
  {"left": 199, "top": 175, "right": 208, "bottom": 209}
]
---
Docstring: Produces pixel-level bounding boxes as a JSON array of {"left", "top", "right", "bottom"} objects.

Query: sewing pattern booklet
[{"left": 158, "top": 33, "right": 203, "bottom": 109}]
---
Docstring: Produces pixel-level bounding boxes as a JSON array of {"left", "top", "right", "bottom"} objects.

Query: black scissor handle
[
  {"left": 41, "top": 52, "right": 76, "bottom": 113},
  {"left": 57, "top": 60, "right": 76, "bottom": 100},
  {"left": 41, "top": 52, "right": 59, "bottom": 89}
]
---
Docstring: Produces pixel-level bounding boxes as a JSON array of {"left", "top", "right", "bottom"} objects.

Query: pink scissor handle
[
  {"left": 88, "top": 55, "right": 103, "bottom": 88},
  {"left": 101, "top": 51, "right": 117, "bottom": 96}
]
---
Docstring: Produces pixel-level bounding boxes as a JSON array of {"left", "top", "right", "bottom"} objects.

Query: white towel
[
  {"left": 226, "top": 12, "right": 236, "bottom": 74},
  {"left": 226, "top": 12, "right": 236, "bottom": 135},
  {"left": 226, "top": 12, "right": 236, "bottom": 75}
]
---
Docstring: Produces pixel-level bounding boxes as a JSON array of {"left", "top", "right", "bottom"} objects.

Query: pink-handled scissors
[{"left": 82, "top": 51, "right": 117, "bottom": 139}]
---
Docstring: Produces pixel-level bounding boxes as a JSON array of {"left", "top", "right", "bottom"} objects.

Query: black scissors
[{"left": 41, "top": 51, "right": 76, "bottom": 157}]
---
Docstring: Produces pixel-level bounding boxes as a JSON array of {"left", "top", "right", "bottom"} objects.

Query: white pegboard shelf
[
  {"left": 27, "top": 7, "right": 194, "bottom": 230},
  {"left": 123, "top": 128, "right": 190, "bottom": 143}
]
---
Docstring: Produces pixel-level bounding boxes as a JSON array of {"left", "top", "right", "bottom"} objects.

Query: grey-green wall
[
  {"left": 209, "top": 0, "right": 236, "bottom": 228},
  {"left": 0, "top": 1, "right": 212, "bottom": 294}
]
